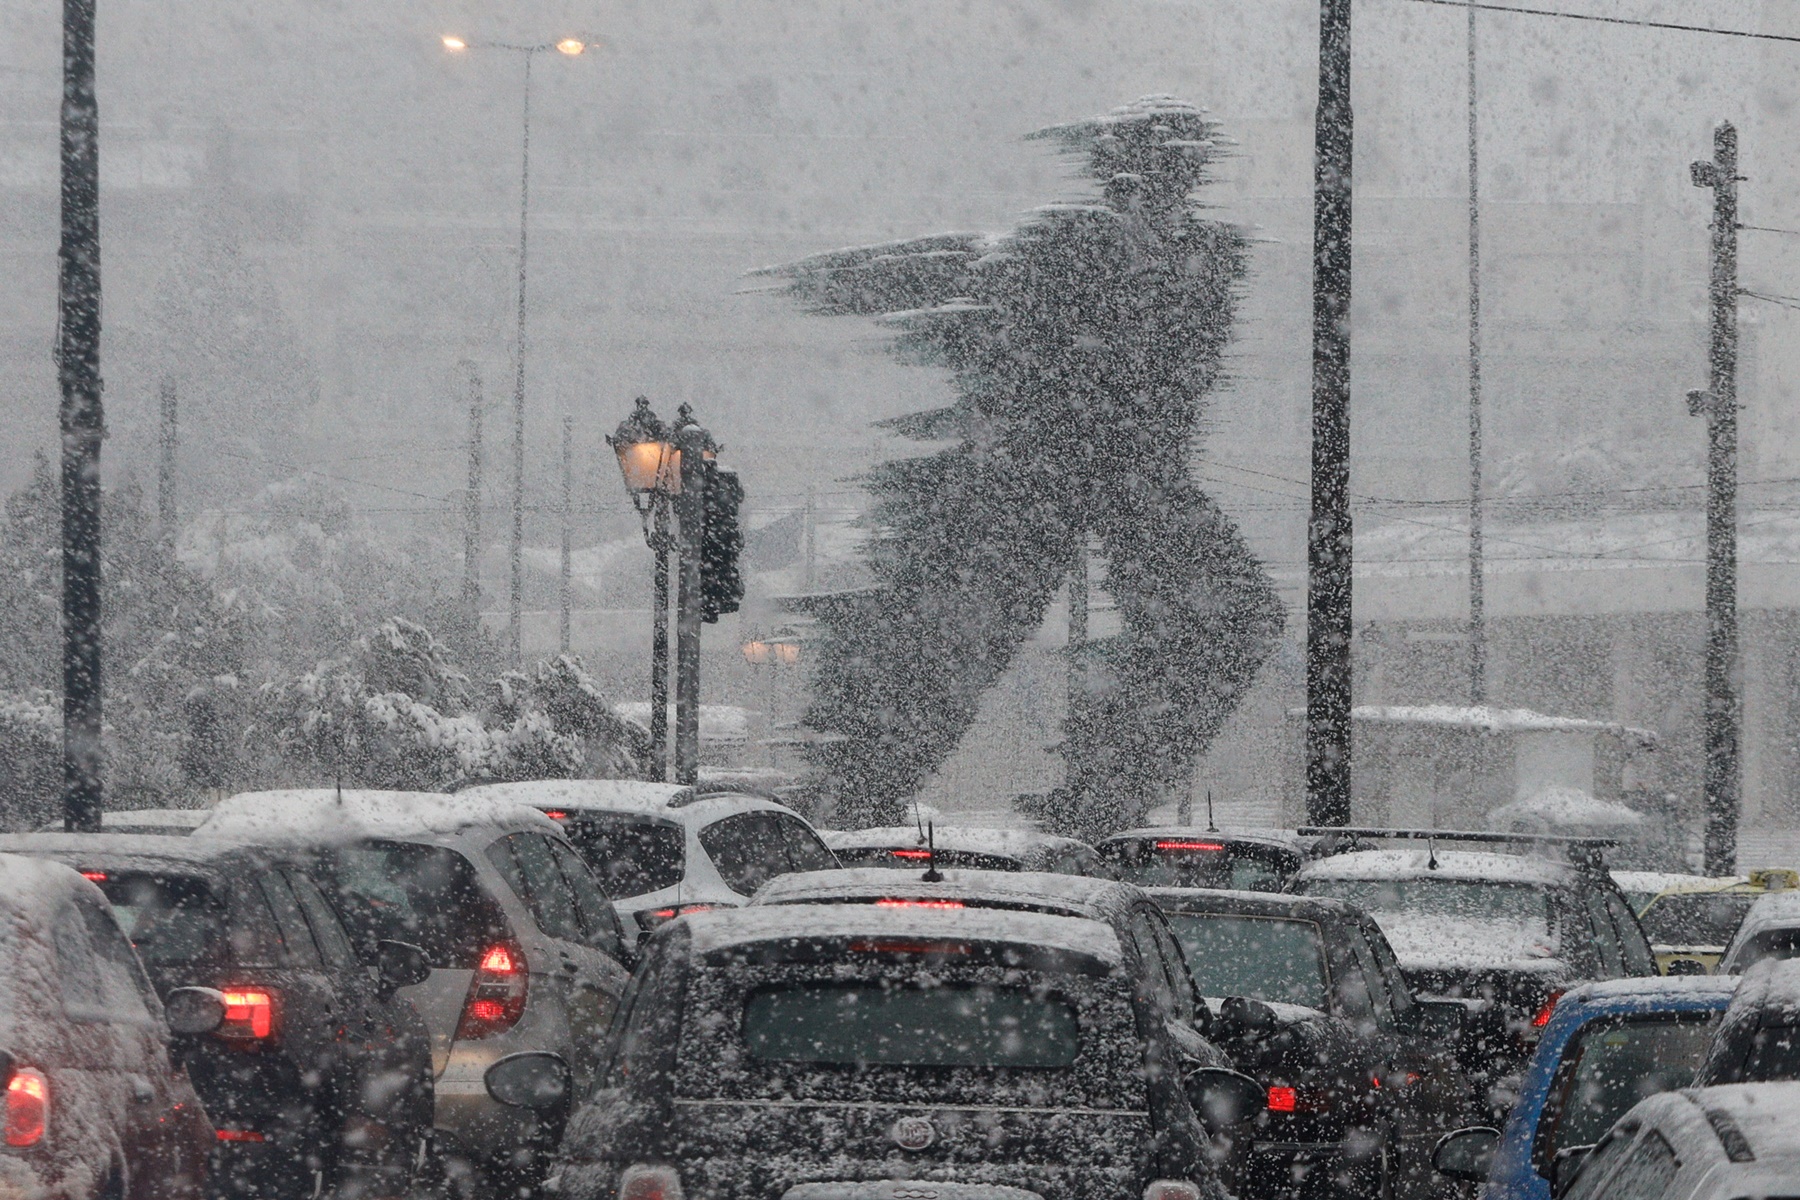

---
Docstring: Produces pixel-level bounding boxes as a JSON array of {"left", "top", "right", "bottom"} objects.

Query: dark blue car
[{"left": 1430, "top": 975, "right": 1737, "bottom": 1200}]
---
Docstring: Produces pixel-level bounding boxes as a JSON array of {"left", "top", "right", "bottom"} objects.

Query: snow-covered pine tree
[{"left": 756, "top": 97, "right": 1284, "bottom": 836}]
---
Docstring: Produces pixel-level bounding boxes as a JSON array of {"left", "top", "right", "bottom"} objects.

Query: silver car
[
  {"left": 198, "top": 789, "right": 630, "bottom": 1193},
  {"left": 455, "top": 781, "right": 838, "bottom": 947}
]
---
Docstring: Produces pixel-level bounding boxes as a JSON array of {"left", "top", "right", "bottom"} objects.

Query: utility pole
[
  {"left": 559, "top": 414, "right": 572, "bottom": 654},
  {"left": 157, "top": 379, "right": 177, "bottom": 536},
  {"left": 650, "top": 499, "right": 670, "bottom": 780},
  {"left": 1306, "top": 0, "right": 1354, "bottom": 827},
  {"left": 671, "top": 405, "right": 713, "bottom": 786},
  {"left": 1689, "top": 122, "right": 1741, "bottom": 877},
  {"left": 1068, "top": 539, "right": 1088, "bottom": 712},
  {"left": 59, "top": 0, "right": 104, "bottom": 833},
  {"left": 802, "top": 482, "right": 816, "bottom": 591},
  {"left": 1466, "top": 3, "right": 1487, "bottom": 705},
  {"left": 507, "top": 50, "right": 534, "bottom": 666},
  {"left": 461, "top": 361, "right": 483, "bottom": 614}
]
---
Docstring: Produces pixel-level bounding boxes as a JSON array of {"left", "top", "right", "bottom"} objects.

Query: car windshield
[
  {"left": 320, "top": 841, "right": 509, "bottom": 968},
  {"left": 1101, "top": 840, "right": 1289, "bottom": 891},
  {"left": 742, "top": 980, "right": 1080, "bottom": 1068},
  {"left": 98, "top": 873, "right": 229, "bottom": 967},
  {"left": 1538, "top": 1014, "right": 1718, "bottom": 1163},
  {"left": 1163, "top": 913, "right": 1330, "bottom": 1009},
  {"left": 1741, "top": 1025, "right": 1800, "bottom": 1081},
  {"left": 557, "top": 812, "right": 686, "bottom": 898},
  {"left": 1302, "top": 877, "right": 1551, "bottom": 928},
  {"left": 1639, "top": 892, "right": 1755, "bottom": 946}
]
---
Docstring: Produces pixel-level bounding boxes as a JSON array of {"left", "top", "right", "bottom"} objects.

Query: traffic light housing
[{"left": 700, "top": 462, "right": 743, "bottom": 623}]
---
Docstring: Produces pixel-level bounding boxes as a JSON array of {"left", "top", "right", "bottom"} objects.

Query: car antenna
[
  {"left": 913, "top": 799, "right": 925, "bottom": 841},
  {"left": 922, "top": 820, "right": 944, "bottom": 883},
  {"left": 1206, "top": 789, "right": 1217, "bottom": 833},
  {"left": 1427, "top": 836, "right": 1440, "bottom": 871}
]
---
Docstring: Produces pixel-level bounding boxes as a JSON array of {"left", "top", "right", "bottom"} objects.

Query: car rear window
[
  {"left": 1739, "top": 1024, "right": 1800, "bottom": 1081},
  {"left": 834, "top": 847, "right": 1022, "bottom": 872},
  {"left": 1300, "top": 877, "right": 1550, "bottom": 928},
  {"left": 1536, "top": 1013, "right": 1718, "bottom": 1170},
  {"left": 1101, "top": 839, "right": 1290, "bottom": 890},
  {"left": 321, "top": 841, "right": 509, "bottom": 969},
  {"left": 557, "top": 812, "right": 685, "bottom": 898},
  {"left": 1639, "top": 892, "right": 1755, "bottom": 947},
  {"left": 743, "top": 981, "right": 1079, "bottom": 1068},
  {"left": 1164, "top": 912, "right": 1330, "bottom": 1009},
  {"left": 99, "top": 873, "right": 230, "bottom": 967}
]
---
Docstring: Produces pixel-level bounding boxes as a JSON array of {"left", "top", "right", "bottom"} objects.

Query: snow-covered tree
[{"left": 758, "top": 97, "right": 1284, "bottom": 835}]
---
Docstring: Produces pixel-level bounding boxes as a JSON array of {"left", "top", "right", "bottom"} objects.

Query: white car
[
  {"left": 1718, "top": 892, "right": 1800, "bottom": 974},
  {"left": 1559, "top": 1082, "right": 1800, "bottom": 1200},
  {"left": 453, "top": 781, "right": 838, "bottom": 945}
]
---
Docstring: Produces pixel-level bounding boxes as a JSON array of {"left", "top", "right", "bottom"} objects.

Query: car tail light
[
  {"left": 457, "top": 945, "right": 528, "bottom": 1039},
  {"left": 1144, "top": 1182, "right": 1201, "bottom": 1200},
  {"left": 1267, "top": 1085, "right": 1332, "bottom": 1113},
  {"left": 1155, "top": 840, "right": 1225, "bottom": 852},
  {"left": 636, "top": 905, "right": 714, "bottom": 932},
  {"left": 619, "top": 1164, "right": 684, "bottom": 1200},
  {"left": 874, "top": 898, "right": 965, "bottom": 909},
  {"left": 5, "top": 1068, "right": 48, "bottom": 1147},
  {"left": 848, "top": 939, "right": 970, "bottom": 956},
  {"left": 890, "top": 849, "right": 933, "bottom": 860},
  {"left": 1531, "top": 991, "right": 1564, "bottom": 1029},
  {"left": 79, "top": 870, "right": 107, "bottom": 882},
  {"left": 218, "top": 990, "right": 275, "bottom": 1040},
  {"left": 543, "top": 810, "right": 568, "bottom": 820},
  {"left": 215, "top": 1129, "right": 265, "bottom": 1143}
]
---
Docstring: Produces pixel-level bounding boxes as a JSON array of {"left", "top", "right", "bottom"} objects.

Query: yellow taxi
[{"left": 1613, "top": 868, "right": 1799, "bottom": 974}]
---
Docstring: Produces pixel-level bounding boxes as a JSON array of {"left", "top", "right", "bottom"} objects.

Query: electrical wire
[{"left": 1395, "top": 0, "right": 1800, "bottom": 44}]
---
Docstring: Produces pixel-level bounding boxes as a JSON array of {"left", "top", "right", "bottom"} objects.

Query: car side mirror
[
  {"left": 1215, "top": 995, "right": 1278, "bottom": 1042},
  {"left": 484, "top": 1051, "right": 572, "bottom": 1117},
  {"left": 1432, "top": 1127, "right": 1500, "bottom": 1182},
  {"left": 1412, "top": 997, "right": 1467, "bottom": 1041},
  {"left": 1185, "top": 1066, "right": 1264, "bottom": 1133},
  {"left": 1550, "top": 1144, "right": 1597, "bottom": 1198},
  {"left": 164, "top": 987, "right": 227, "bottom": 1036},
  {"left": 376, "top": 940, "right": 431, "bottom": 995},
  {"left": 1662, "top": 958, "right": 1706, "bottom": 977}
]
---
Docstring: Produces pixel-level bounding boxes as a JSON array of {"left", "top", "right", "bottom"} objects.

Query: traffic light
[{"left": 700, "top": 462, "right": 744, "bottom": 623}]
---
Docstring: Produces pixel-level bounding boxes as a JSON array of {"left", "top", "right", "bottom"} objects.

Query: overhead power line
[{"left": 1396, "top": 0, "right": 1800, "bottom": 44}]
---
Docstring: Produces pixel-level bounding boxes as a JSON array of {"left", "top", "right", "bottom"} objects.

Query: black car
[
  {"left": 1289, "top": 830, "right": 1657, "bottom": 1097},
  {"left": 548, "top": 905, "right": 1256, "bottom": 1200},
  {"left": 1694, "top": 957, "right": 1800, "bottom": 1084},
  {"left": 0, "top": 834, "right": 435, "bottom": 1200},
  {"left": 1097, "top": 828, "right": 1307, "bottom": 892},
  {"left": 750, "top": 867, "right": 1229, "bottom": 1069},
  {"left": 1148, "top": 888, "right": 1477, "bottom": 1200}
]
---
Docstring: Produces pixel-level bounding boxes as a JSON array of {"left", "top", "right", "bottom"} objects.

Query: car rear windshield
[
  {"left": 99, "top": 874, "right": 229, "bottom": 967},
  {"left": 1301, "top": 877, "right": 1550, "bottom": 928},
  {"left": 557, "top": 813, "right": 685, "bottom": 898},
  {"left": 835, "top": 847, "right": 1022, "bottom": 872},
  {"left": 320, "top": 841, "right": 509, "bottom": 968},
  {"left": 1639, "top": 892, "right": 1755, "bottom": 947},
  {"left": 1741, "top": 1024, "right": 1800, "bottom": 1081},
  {"left": 743, "top": 981, "right": 1079, "bottom": 1068},
  {"left": 1536, "top": 1013, "right": 1718, "bottom": 1167},
  {"left": 1100, "top": 839, "right": 1290, "bottom": 891},
  {"left": 1164, "top": 913, "right": 1330, "bottom": 1009}
]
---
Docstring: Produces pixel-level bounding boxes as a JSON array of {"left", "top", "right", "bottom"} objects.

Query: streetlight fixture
[
  {"left": 440, "top": 32, "right": 588, "bottom": 664},
  {"left": 609, "top": 397, "right": 675, "bottom": 780}
]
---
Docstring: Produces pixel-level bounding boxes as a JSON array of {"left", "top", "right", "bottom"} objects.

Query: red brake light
[
  {"left": 874, "top": 898, "right": 965, "bottom": 909},
  {"left": 5, "top": 1068, "right": 48, "bottom": 1147},
  {"left": 542, "top": 810, "right": 568, "bottom": 820},
  {"left": 1156, "top": 840, "right": 1225, "bottom": 852},
  {"left": 1532, "top": 991, "right": 1564, "bottom": 1028},
  {"left": 79, "top": 870, "right": 107, "bottom": 882},
  {"left": 458, "top": 945, "right": 528, "bottom": 1040},
  {"left": 219, "top": 990, "right": 274, "bottom": 1040},
  {"left": 1266, "top": 1084, "right": 1330, "bottom": 1113},
  {"left": 1267, "top": 1086, "right": 1297, "bottom": 1113},
  {"left": 890, "top": 849, "right": 933, "bottom": 860},
  {"left": 215, "top": 1129, "right": 265, "bottom": 1143}
]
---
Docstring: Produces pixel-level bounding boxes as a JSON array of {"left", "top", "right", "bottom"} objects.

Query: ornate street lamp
[{"left": 608, "top": 397, "right": 676, "bottom": 780}]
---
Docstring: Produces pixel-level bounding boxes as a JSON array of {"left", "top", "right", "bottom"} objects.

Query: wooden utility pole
[
  {"left": 59, "top": 0, "right": 104, "bottom": 832},
  {"left": 1689, "top": 122, "right": 1740, "bottom": 876},
  {"left": 461, "top": 361, "right": 483, "bottom": 613},
  {"left": 157, "top": 380, "right": 177, "bottom": 536},
  {"left": 1306, "top": 0, "right": 1354, "bottom": 827},
  {"left": 1466, "top": 3, "right": 1488, "bottom": 705},
  {"left": 559, "top": 414, "right": 573, "bottom": 653}
]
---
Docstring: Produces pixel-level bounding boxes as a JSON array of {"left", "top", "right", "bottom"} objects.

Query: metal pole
[
  {"left": 507, "top": 49, "right": 534, "bottom": 665},
  {"left": 1068, "top": 539, "right": 1088, "bottom": 711},
  {"left": 559, "top": 414, "right": 572, "bottom": 653},
  {"left": 157, "top": 379, "right": 177, "bottom": 536},
  {"left": 1466, "top": 3, "right": 1487, "bottom": 706},
  {"left": 59, "top": 0, "right": 103, "bottom": 833},
  {"left": 1306, "top": 0, "right": 1354, "bottom": 828},
  {"left": 1696, "top": 122, "right": 1740, "bottom": 877},
  {"left": 803, "top": 483, "right": 816, "bottom": 591},
  {"left": 650, "top": 498, "right": 671, "bottom": 782},
  {"left": 673, "top": 413, "right": 706, "bottom": 786},
  {"left": 462, "top": 360, "right": 483, "bottom": 613}
]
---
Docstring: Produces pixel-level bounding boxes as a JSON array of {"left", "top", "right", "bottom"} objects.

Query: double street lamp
[
  {"left": 610, "top": 398, "right": 717, "bottom": 785},
  {"left": 442, "top": 33, "right": 586, "bottom": 662}
]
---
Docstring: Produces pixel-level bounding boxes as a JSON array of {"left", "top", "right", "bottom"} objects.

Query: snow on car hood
[
  {"left": 1376, "top": 912, "right": 1565, "bottom": 974},
  {"left": 199, "top": 787, "right": 559, "bottom": 843}
]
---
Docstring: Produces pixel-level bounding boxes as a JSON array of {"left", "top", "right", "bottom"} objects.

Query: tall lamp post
[
  {"left": 670, "top": 405, "right": 718, "bottom": 786},
  {"left": 609, "top": 398, "right": 676, "bottom": 781},
  {"left": 443, "top": 33, "right": 585, "bottom": 663}
]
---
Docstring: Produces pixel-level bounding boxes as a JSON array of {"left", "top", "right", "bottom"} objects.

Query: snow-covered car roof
[
  {"left": 1669, "top": 1082, "right": 1800, "bottom": 1161},
  {"left": 1722, "top": 891, "right": 1800, "bottom": 963},
  {"left": 1558, "top": 973, "right": 1740, "bottom": 1009},
  {"left": 456, "top": 778, "right": 697, "bottom": 811},
  {"left": 1718, "top": 958, "right": 1800, "bottom": 1021},
  {"left": 0, "top": 853, "right": 148, "bottom": 1051},
  {"left": 1613, "top": 870, "right": 1747, "bottom": 898},
  {"left": 0, "top": 832, "right": 262, "bottom": 874},
  {"left": 1295, "top": 847, "right": 1577, "bottom": 887},
  {"left": 1098, "top": 826, "right": 1308, "bottom": 851},
  {"left": 1375, "top": 914, "right": 1568, "bottom": 975},
  {"left": 32, "top": 809, "right": 213, "bottom": 835},
  {"left": 750, "top": 867, "right": 1143, "bottom": 919},
  {"left": 677, "top": 903, "right": 1122, "bottom": 965},
  {"left": 823, "top": 825, "right": 1095, "bottom": 859},
  {"left": 1146, "top": 886, "right": 1365, "bottom": 923},
  {"left": 198, "top": 788, "right": 559, "bottom": 844}
]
